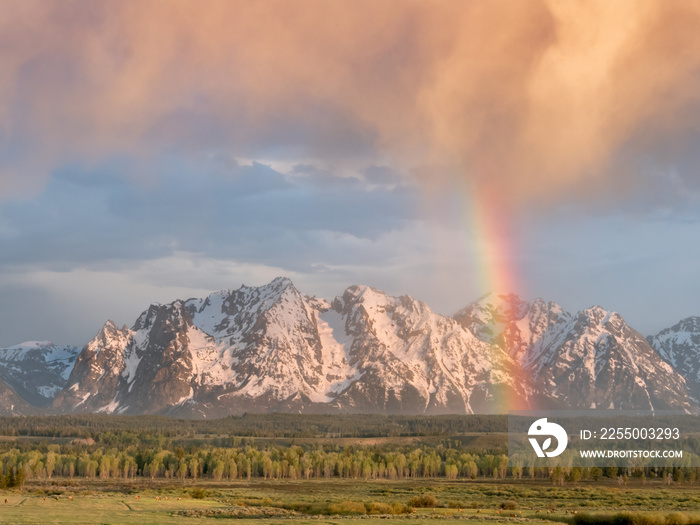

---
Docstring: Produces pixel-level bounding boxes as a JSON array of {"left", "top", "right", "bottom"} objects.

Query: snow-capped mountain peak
[
  {"left": 0, "top": 341, "right": 80, "bottom": 406},
  {"left": 523, "top": 307, "right": 694, "bottom": 411},
  {"left": 454, "top": 293, "right": 570, "bottom": 366},
  {"left": 2, "top": 278, "right": 698, "bottom": 416},
  {"left": 48, "top": 279, "right": 532, "bottom": 416},
  {"left": 649, "top": 317, "right": 700, "bottom": 398}
]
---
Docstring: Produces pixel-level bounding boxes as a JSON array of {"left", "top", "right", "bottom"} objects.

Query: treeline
[
  {"left": 0, "top": 413, "right": 507, "bottom": 439},
  {"left": 0, "top": 443, "right": 696, "bottom": 484}
]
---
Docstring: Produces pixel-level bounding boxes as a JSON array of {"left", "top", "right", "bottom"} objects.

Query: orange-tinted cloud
[{"left": 2, "top": 0, "right": 700, "bottom": 203}]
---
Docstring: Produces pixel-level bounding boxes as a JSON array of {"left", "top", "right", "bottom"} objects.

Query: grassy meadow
[
  {"left": 0, "top": 415, "right": 698, "bottom": 524},
  {"left": 2, "top": 477, "right": 700, "bottom": 524}
]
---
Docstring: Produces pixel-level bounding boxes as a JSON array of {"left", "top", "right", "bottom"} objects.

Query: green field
[{"left": 2, "top": 478, "right": 700, "bottom": 525}]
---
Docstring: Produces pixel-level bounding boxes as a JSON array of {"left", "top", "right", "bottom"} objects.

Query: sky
[{"left": 1, "top": 0, "right": 700, "bottom": 347}]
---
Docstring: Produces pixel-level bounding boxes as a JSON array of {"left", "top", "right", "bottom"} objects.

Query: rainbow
[
  {"left": 469, "top": 183, "right": 519, "bottom": 300},
  {"left": 463, "top": 181, "right": 530, "bottom": 413}
]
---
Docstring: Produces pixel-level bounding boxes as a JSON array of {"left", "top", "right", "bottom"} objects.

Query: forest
[
  {"left": 0, "top": 414, "right": 697, "bottom": 486},
  {"left": 0, "top": 413, "right": 507, "bottom": 438}
]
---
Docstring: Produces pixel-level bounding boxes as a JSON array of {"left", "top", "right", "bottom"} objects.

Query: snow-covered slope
[
  {"left": 184, "top": 277, "right": 351, "bottom": 409},
  {"left": 529, "top": 307, "right": 695, "bottom": 411},
  {"left": 324, "top": 286, "right": 531, "bottom": 414},
  {"left": 454, "top": 292, "right": 571, "bottom": 366},
  {"left": 0, "top": 341, "right": 80, "bottom": 407},
  {"left": 649, "top": 317, "right": 700, "bottom": 399}
]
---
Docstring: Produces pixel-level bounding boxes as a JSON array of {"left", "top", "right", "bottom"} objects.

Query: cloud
[
  {"left": 0, "top": 256, "right": 302, "bottom": 346},
  {"left": 0, "top": 218, "right": 442, "bottom": 347},
  {"left": 2, "top": 1, "right": 700, "bottom": 205},
  {"left": 0, "top": 157, "right": 418, "bottom": 272}
]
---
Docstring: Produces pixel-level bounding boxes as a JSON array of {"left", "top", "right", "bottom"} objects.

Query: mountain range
[{"left": 1, "top": 277, "right": 698, "bottom": 417}]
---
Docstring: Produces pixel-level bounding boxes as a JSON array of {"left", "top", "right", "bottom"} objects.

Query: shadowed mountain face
[
  {"left": 0, "top": 378, "right": 37, "bottom": 416},
  {"left": 0, "top": 341, "right": 80, "bottom": 407},
  {"left": 1, "top": 279, "right": 698, "bottom": 417},
  {"left": 649, "top": 317, "right": 700, "bottom": 401}
]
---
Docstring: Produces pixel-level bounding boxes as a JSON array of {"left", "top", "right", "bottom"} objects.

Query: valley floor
[{"left": 1, "top": 478, "right": 699, "bottom": 525}]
